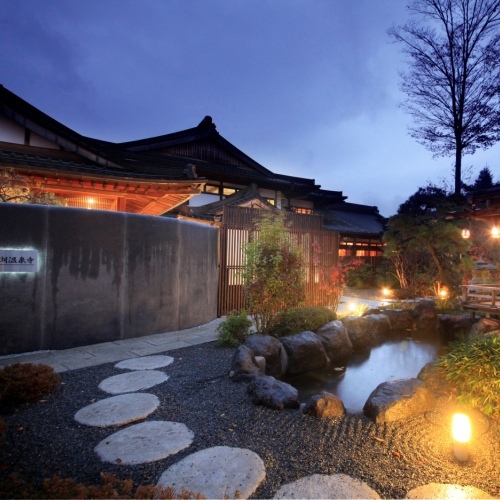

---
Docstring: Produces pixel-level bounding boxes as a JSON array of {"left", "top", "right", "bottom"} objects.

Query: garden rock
[
  {"left": 247, "top": 375, "right": 300, "bottom": 410},
  {"left": 468, "top": 317, "right": 500, "bottom": 337},
  {"left": 413, "top": 302, "right": 438, "bottom": 330},
  {"left": 115, "top": 355, "right": 174, "bottom": 371},
  {"left": 244, "top": 334, "right": 284, "bottom": 377},
  {"left": 363, "top": 378, "right": 436, "bottom": 423},
  {"left": 316, "top": 320, "right": 353, "bottom": 363},
  {"left": 98, "top": 370, "right": 169, "bottom": 394},
  {"left": 437, "top": 314, "right": 475, "bottom": 340},
  {"left": 379, "top": 309, "right": 416, "bottom": 331},
  {"left": 340, "top": 316, "right": 376, "bottom": 349},
  {"left": 280, "top": 331, "right": 329, "bottom": 374},
  {"left": 229, "top": 345, "right": 262, "bottom": 382},
  {"left": 417, "top": 362, "right": 451, "bottom": 398},
  {"left": 302, "top": 391, "right": 346, "bottom": 418}
]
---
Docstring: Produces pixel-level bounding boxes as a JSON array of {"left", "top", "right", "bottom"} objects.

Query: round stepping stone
[
  {"left": 274, "top": 474, "right": 380, "bottom": 499},
  {"left": 115, "top": 355, "right": 174, "bottom": 371},
  {"left": 95, "top": 421, "right": 194, "bottom": 465},
  {"left": 98, "top": 370, "right": 169, "bottom": 394},
  {"left": 405, "top": 483, "right": 493, "bottom": 499},
  {"left": 157, "top": 446, "right": 265, "bottom": 499},
  {"left": 74, "top": 393, "right": 159, "bottom": 427}
]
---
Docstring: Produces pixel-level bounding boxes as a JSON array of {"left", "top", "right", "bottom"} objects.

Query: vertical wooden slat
[{"left": 218, "top": 206, "right": 339, "bottom": 316}]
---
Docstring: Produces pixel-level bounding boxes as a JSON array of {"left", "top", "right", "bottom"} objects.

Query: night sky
[{"left": 1, "top": 0, "right": 499, "bottom": 216}]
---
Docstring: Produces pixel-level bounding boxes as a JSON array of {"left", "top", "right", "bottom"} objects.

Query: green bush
[
  {"left": 216, "top": 310, "right": 252, "bottom": 347},
  {"left": 267, "top": 306, "right": 336, "bottom": 338},
  {"left": 436, "top": 335, "right": 500, "bottom": 418},
  {"left": 0, "top": 363, "right": 60, "bottom": 407}
]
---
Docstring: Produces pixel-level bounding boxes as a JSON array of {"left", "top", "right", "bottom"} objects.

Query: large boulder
[
  {"left": 363, "top": 378, "right": 436, "bottom": 423},
  {"left": 280, "top": 331, "right": 329, "bottom": 375},
  {"left": 341, "top": 315, "right": 391, "bottom": 348},
  {"left": 244, "top": 334, "right": 284, "bottom": 378},
  {"left": 468, "top": 317, "right": 500, "bottom": 338},
  {"left": 379, "top": 309, "right": 416, "bottom": 332},
  {"left": 413, "top": 302, "right": 438, "bottom": 330},
  {"left": 417, "top": 361, "right": 452, "bottom": 398},
  {"left": 246, "top": 375, "right": 300, "bottom": 410},
  {"left": 229, "top": 345, "right": 262, "bottom": 382},
  {"left": 437, "top": 314, "right": 476, "bottom": 341},
  {"left": 316, "top": 320, "right": 353, "bottom": 364},
  {"left": 302, "top": 391, "right": 346, "bottom": 418}
]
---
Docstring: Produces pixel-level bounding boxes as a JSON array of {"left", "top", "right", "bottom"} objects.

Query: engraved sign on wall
[{"left": 0, "top": 249, "right": 38, "bottom": 272}]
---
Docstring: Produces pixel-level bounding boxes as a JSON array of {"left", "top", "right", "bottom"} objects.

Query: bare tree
[{"left": 389, "top": 0, "right": 500, "bottom": 194}]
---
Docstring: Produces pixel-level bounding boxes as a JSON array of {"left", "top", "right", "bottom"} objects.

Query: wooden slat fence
[{"left": 218, "top": 206, "right": 339, "bottom": 316}]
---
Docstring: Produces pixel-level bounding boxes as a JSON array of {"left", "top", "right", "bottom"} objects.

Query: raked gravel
[{"left": 1, "top": 341, "right": 499, "bottom": 499}]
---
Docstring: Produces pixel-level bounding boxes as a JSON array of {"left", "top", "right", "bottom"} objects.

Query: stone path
[{"left": 70, "top": 353, "right": 493, "bottom": 499}]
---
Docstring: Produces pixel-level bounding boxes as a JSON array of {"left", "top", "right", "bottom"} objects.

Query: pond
[{"left": 284, "top": 329, "right": 448, "bottom": 412}]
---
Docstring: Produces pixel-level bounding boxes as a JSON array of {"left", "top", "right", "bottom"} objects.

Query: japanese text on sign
[{"left": 0, "top": 250, "right": 38, "bottom": 273}]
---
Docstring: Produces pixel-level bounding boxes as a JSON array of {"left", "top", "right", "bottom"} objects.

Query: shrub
[
  {"left": 243, "top": 212, "right": 306, "bottom": 334},
  {"left": 436, "top": 335, "right": 500, "bottom": 418},
  {"left": 0, "top": 472, "right": 206, "bottom": 499},
  {"left": 0, "top": 363, "right": 60, "bottom": 407},
  {"left": 267, "top": 306, "right": 336, "bottom": 338},
  {"left": 216, "top": 310, "right": 252, "bottom": 347}
]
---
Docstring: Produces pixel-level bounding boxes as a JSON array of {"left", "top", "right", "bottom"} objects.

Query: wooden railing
[{"left": 462, "top": 284, "right": 500, "bottom": 317}]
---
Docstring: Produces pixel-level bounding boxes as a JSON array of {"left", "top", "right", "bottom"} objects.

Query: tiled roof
[{"left": 322, "top": 203, "right": 386, "bottom": 236}]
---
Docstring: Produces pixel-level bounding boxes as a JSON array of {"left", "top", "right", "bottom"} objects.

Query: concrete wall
[{"left": 0, "top": 203, "right": 218, "bottom": 355}]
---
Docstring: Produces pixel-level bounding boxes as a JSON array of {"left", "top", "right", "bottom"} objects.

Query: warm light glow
[
  {"left": 88, "top": 198, "right": 95, "bottom": 205},
  {"left": 452, "top": 413, "right": 471, "bottom": 443},
  {"left": 492, "top": 227, "right": 500, "bottom": 238},
  {"left": 452, "top": 413, "right": 471, "bottom": 462},
  {"left": 461, "top": 229, "right": 470, "bottom": 239},
  {"left": 439, "top": 288, "right": 448, "bottom": 298},
  {"left": 349, "top": 303, "right": 356, "bottom": 312},
  {"left": 382, "top": 287, "right": 390, "bottom": 297}
]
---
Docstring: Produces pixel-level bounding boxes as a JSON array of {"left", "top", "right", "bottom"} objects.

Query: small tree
[
  {"left": 312, "top": 241, "right": 362, "bottom": 311},
  {"left": 242, "top": 211, "right": 305, "bottom": 334}
]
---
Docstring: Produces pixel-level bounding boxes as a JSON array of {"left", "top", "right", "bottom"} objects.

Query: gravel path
[{"left": 1, "top": 341, "right": 499, "bottom": 499}]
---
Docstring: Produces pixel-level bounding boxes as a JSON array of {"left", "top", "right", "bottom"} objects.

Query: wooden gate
[{"left": 218, "top": 206, "right": 339, "bottom": 316}]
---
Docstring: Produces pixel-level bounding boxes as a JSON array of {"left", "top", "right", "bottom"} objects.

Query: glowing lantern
[
  {"left": 452, "top": 413, "right": 471, "bottom": 462},
  {"left": 382, "top": 287, "right": 390, "bottom": 297},
  {"left": 439, "top": 288, "right": 448, "bottom": 299},
  {"left": 349, "top": 303, "right": 356, "bottom": 312},
  {"left": 492, "top": 227, "right": 500, "bottom": 238},
  {"left": 461, "top": 229, "right": 470, "bottom": 239}
]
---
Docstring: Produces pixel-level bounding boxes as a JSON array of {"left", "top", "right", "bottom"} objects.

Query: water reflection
[{"left": 286, "top": 329, "right": 447, "bottom": 411}]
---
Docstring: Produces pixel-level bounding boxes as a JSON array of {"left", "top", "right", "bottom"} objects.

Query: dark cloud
[{"left": 1, "top": 0, "right": 498, "bottom": 216}]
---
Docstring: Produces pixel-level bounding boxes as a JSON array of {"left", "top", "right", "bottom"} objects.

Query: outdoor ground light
[
  {"left": 452, "top": 413, "right": 471, "bottom": 462},
  {"left": 461, "top": 228, "right": 471, "bottom": 239},
  {"left": 382, "top": 287, "right": 390, "bottom": 297},
  {"left": 492, "top": 226, "right": 500, "bottom": 238}
]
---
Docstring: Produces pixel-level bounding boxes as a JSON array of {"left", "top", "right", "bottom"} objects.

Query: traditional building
[{"left": 0, "top": 84, "right": 385, "bottom": 260}]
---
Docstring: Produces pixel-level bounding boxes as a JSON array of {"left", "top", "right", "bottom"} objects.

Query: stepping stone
[
  {"left": 98, "top": 370, "right": 169, "bottom": 394},
  {"left": 157, "top": 446, "right": 265, "bottom": 499},
  {"left": 95, "top": 421, "right": 194, "bottom": 465},
  {"left": 405, "top": 483, "right": 493, "bottom": 499},
  {"left": 115, "top": 355, "right": 174, "bottom": 371},
  {"left": 74, "top": 393, "right": 159, "bottom": 427},
  {"left": 274, "top": 474, "right": 380, "bottom": 499}
]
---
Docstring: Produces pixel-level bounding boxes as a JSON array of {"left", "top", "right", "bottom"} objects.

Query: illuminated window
[
  {"left": 204, "top": 184, "right": 219, "bottom": 194},
  {"left": 291, "top": 207, "right": 313, "bottom": 214}
]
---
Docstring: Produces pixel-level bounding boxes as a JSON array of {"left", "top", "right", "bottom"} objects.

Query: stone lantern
[{"left": 470, "top": 259, "right": 497, "bottom": 284}]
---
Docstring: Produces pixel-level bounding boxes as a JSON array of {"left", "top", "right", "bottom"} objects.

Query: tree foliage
[
  {"left": 384, "top": 183, "right": 472, "bottom": 295},
  {"left": 242, "top": 211, "right": 306, "bottom": 334},
  {"left": 0, "top": 168, "right": 65, "bottom": 206},
  {"left": 389, "top": 0, "right": 500, "bottom": 194}
]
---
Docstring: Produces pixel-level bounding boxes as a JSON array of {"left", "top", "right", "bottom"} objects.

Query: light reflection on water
[{"left": 286, "top": 330, "right": 448, "bottom": 411}]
